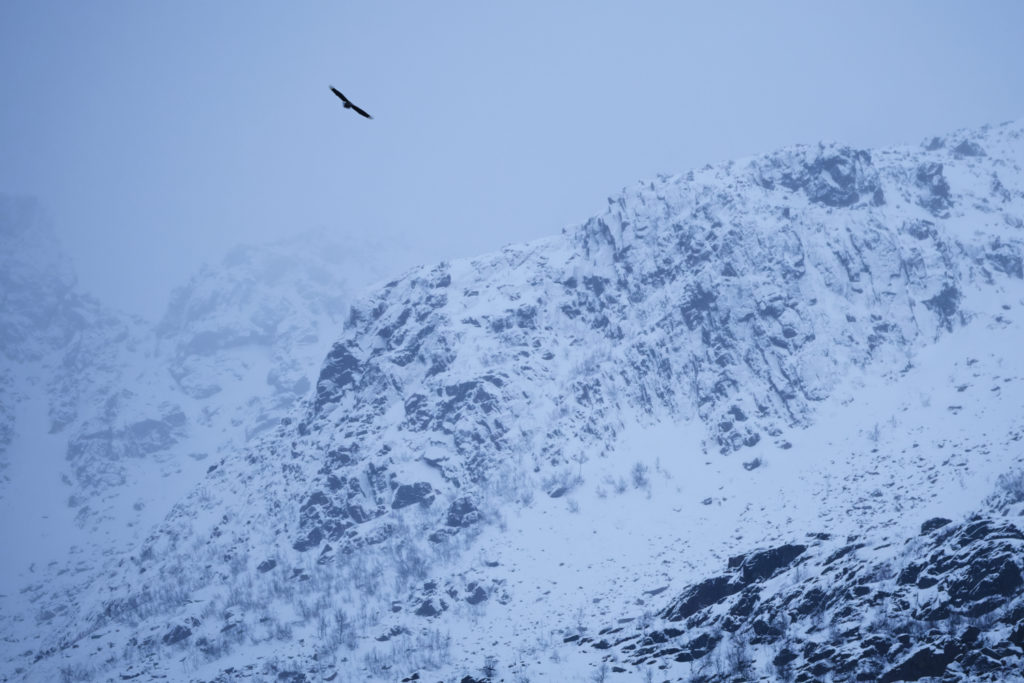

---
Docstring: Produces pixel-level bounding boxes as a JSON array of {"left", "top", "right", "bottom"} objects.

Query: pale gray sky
[{"left": 2, "top": 1, "right": 1023, "bottom": 317}]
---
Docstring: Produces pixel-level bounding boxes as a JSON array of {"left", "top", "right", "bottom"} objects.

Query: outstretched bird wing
[
  {"left": 329, "top": 86, "right": 373, "bottom": 119},
  {"left": 329, "top": 86, "right": 349, "bottom": 103},
  {"left": 348, "top": 102, "right": 372, "bottom": 119}
]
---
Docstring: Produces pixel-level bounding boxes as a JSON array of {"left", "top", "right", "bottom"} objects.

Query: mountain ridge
[{"left": 3, "top": 118, "right": 1024, "bottom": 681}]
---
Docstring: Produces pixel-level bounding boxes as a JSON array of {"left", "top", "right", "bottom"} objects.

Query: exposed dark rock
[
  {"left": 465, "top": 583, "right": 488, "bottom": 605},
  {"left": 65, "top": 403, "right": 188, "bottom": 493},
  {"left": 392, "top": 482, "right": 435, "bottom": 510},
  {"left": 862, "top": 635, "right": 893, "bottom": 657},
  {"left": 673, "top": 632, "right": 720, "bottom": 662},
  {"left": 161, "top": 625, "right": 192, "bottom": 646},
  {"left": 730, "top": 544, "right": 807, "bottom": 584},
  {"left": 414, "top": 599, "right": 445, "bottom": 618},
  {"left": 879, "top": 644, "right": 956, "bottom": 683},
  {"left": 617, "top": 516, "right": 1024, "bottom": 681},
  {"left": 953, "top": 140, "right": 987, "bottom": 158},
  {"left": 729, "top": 588, "right": 760, "bottom": 618},
  {"left": 823, "top": 543, "right": 863, "bottom": 566},
  {"left": 924, "top": 284, "right": 961, "bottom": 330},
  {"left": 760, "top": 146, "right": 883, "bottom": 208},
  {"left": 903, "top": 219, "right": 936, "bottom": 240},
  {"left": 774, "top": 647, "right": 799, "bottom": 667},
  {"left": 920, "top": 517, "right": 952, "bottom": 535},
  {"left": 445, "top": 497, "right": 480, "bottom": 527},
  {"left": 961, "top": 625, "right": 982, "bottom": 645},
  {"left": 916, "top": 162, "right": 952, "bottom": 215},
  {"left": 662, "top": 576, "right": 740, "bottom": 622},
  {"left": 945, "top": 555, "right": 1022, "bottom": 611},
  {"left": 794, "top": 587, "right": 828, "bottom": 616},
  {"left": 428, "top": 528, "right": 456, "bottom": 543},
  {"left": 898, "top": 562, "right": 924, "bottom": 586},
  {"left": 313, "top": 343, "right": 361, "bottom": 412},
  {"left": 986, "top": 240, "right": 1024, "bottom": 278},
  {"left": 1010, "top": 621, "right": 1024, "bottom": 646},
  {"left": 375, "top": 625, "right": 409, "bottom": 642},
  {"left": 742, "top": 457, "right": 762, "bottom": 471},
  {"left": 292, "top": 527, "right": 324, "bottom": 552}
]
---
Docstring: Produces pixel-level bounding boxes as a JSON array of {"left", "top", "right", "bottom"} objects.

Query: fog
[{"left": 2, "top": 1, "right": 1023, "bottom": 315}]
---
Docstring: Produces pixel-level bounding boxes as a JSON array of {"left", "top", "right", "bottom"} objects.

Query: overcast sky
[{"left": 2, "top": 1, "right": 1023, "bottom": 318}]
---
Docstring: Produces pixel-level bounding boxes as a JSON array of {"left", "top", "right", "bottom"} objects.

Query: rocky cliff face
[
  {"left": 595, "top": 501, "right": 1024, "bottom": 682},
  {"left": 294, "top": 123, "right": 1022, "bottom": 558},
  {"left": 3, "top": 120, "right": 1024, "bottom": 682}
]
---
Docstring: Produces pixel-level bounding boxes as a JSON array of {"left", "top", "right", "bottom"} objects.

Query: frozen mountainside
[
  {"left": 0, "top": 195, "right": 86, "bottom": 364},
  {"left": 295, "top": 120, "right": 1023, "bottom": 556},
  {"left": 64, "top": 234, "right": 375, "bottom": 518},
  {"left": 4, "top": 119, "right": 1024, "bottom": 682},
  {"left": 0, "top": 195, "right": 140, "bottom": 486},
  {"left": 156, "top": 239, "right": 356, "bottom": 406},
  {"left": 0, "top": 217, "right": 387, "bottom": 674},
  {"left": 598, "top": 496, "right": 1024, "bottom": 682}
]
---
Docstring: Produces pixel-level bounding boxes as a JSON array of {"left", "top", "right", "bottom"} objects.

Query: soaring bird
[{"left": 329, "top": 86, "right": 372, "bottom": 119}]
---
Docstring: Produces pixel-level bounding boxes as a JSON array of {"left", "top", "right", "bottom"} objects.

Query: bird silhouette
[{"left": 329, "top": 86, "right": 372, "bottom": 119}]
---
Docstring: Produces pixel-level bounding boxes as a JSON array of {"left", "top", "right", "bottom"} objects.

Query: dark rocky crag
[{"left": 583, "top": 512, "right": 1024, "bottom": 682}]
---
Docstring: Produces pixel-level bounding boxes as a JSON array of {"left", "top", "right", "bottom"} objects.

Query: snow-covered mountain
[
  {"left": 3, "top": 119, "right": 1024, "bottom": 682},
  {"left": 0, "top": 194, "right": 146, "bottom": 559},
  {"left": 0, "top": 207, "right": 391, "bottom": 678}
]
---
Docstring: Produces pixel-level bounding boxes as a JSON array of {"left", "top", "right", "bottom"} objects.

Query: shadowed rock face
[
  {"left": 729, "top": 543, "right": 807, "bottom": 584},
  {"left": 391, "top": 482, "right": 434, "bottom": 510},
  {"left": 755, "top": 146, "right": 885, "bottom": 208},
  {"left": 66, "top": 402, "right": 188, "bottom": 492},
  {"left": 602, "top": 516, "right": 1024, "bottom": 682},
  {"left": 663, "top": 576, "right": 740, "bottom": 623},
  {"left": 916, "top": 162, "right": 952, "bottom": 216},
  {"left": 444, "top": 497, "right": 479, "bottom": 528},
  {"left": 661, "top": 545, "right": 808, "bottom": 623},
  {"left": 953, "top": 140, "right": 987, "bottom": 158}
]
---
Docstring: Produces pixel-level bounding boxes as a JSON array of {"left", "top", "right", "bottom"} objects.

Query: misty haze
[{"left": 3, "top": 3, "right": 1024, "bottom": 682}]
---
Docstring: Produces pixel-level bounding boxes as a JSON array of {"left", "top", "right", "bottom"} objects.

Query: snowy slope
[
  {"left": 3, "top": 120, "right": 1024, "bottom": 682},
  {"left": 0, "top": 216, "right": 390, "bottom": 678},
  {"left": 0, "top": 194, "right": 147, "bottom": 587}
]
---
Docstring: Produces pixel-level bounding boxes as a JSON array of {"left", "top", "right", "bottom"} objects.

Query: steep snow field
[{"left": 437, "top": 309, "right": 1024, "bottom": 680}]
